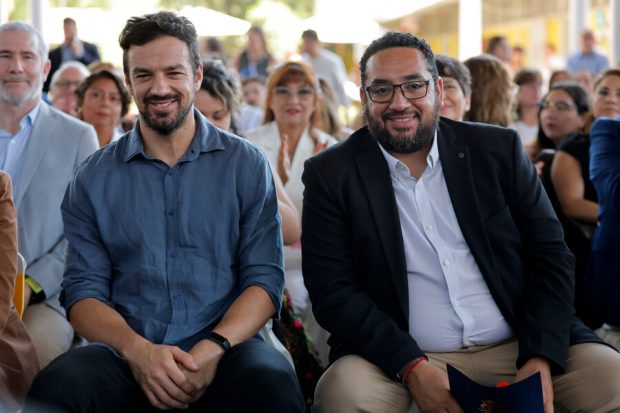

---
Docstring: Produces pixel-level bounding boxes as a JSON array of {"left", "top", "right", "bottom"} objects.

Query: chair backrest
[{"left": 13, "top": 253, "right": 26, "bottom": 318}]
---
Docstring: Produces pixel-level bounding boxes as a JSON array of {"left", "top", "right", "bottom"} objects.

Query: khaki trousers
[
  {"left": 22, "top": 303, "right": 73, "bottom": 368},
  {"left": 313, "top": 340, "right": 620, "bottom": 413}
]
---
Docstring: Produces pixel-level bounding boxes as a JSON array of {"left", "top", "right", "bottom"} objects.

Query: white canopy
[
  {"left": 179, "top": 6, "right": 251, "bottom": 37},
  {"left": 300, "top": 13, "right": 386, "bottom": 45}
]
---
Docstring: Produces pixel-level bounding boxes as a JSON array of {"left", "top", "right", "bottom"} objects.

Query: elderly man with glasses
[{"left": 48, "top": 61, "right": 90, "bottom": 117}]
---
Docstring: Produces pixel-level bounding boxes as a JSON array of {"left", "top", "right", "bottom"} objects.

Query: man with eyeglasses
[
  {"left": 49, "top": 61, "right": 90, "bottom": 117},
  {"left": 301, "top": 31, "right": 620, "bottom": 413}
]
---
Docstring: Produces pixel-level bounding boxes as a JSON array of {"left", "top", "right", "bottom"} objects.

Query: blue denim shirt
[{"left": 60, "top": 110, "right": 284, "bottom": 351}]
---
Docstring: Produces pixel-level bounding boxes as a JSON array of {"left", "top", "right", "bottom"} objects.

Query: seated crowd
[{"left": 0, "top": 10, "right": 619, "bottom": 413}]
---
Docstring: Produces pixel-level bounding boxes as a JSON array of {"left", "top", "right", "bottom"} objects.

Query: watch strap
[{"left": 205, "top": 331, "right": 231, "bottom": 352}]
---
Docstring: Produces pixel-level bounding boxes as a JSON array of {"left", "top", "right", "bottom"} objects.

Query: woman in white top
[
  {"left": 244, "top": 61, "right": 337, "bottom": 213},
  {"left": 244, "top": 61, "right": 336, "bottom": 364}
]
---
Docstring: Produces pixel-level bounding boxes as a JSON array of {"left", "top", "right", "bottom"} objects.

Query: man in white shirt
[
  {"left": 301, "top": 29, "right": 350, "bottom": 107},
  {"left": 302, "top": 31, "right": 620, "bottom": 413}
]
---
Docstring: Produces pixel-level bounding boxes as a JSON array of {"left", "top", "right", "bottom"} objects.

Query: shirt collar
[
  {"left": 23, "top": 101, "right": 41, "bottom": 128},
  {"left": 377, "top": 130, "right": 439, "bottom": 176},
  {"left": 124, "top": 108, "right": 225, "bottom": 163},
  {"left": 0, "top": 101, "right": 41, "bottom": 137}
]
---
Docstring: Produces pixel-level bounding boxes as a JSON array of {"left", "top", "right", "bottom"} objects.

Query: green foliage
[
  {"left": 9, "top": 0, "right": 29, "bottom": 21},
  {"left": 48, "top": 0, "right": 111, "bottom": 7}
]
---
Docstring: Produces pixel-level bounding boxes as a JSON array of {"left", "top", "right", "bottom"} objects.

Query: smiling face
[
  {"left": 440, "top": 76, "right": 469, "bottom": 121},
  {"left": 125, "top": 35, "right": 201, "bottom": 136},
  {"left": 361, "top": 47, "right": 442, "bottom": 154},
  {"left": 268, "top": 78, "right": 316, "bottom": 131},
  {"left": 0, "top": 29, "right": 49, "bottom": 108}
]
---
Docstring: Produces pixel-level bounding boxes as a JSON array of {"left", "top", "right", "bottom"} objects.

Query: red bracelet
[{"left": 402, "top": 357, "right": 429, "bottom": 385}]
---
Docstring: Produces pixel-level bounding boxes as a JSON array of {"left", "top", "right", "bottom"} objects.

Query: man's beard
[
  {"left": 140, "top": 93, "right": 193, "bottom": 136},
  {"left": 365, "top": 100, "right": 439, "bottom": 154},
  {"left": 0, "top": 75, "right": 42, "bottom": 107}
]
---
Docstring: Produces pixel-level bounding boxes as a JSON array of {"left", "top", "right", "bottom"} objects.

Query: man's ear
[
  {"left": 124, "top": 74, "right": 133, "bottom": 97},
  {"left": 194, "top": 62, "right": 203, "bottom": 92},
  {"left": 360, "top": 87, "right": 367, "bottom": 108},
  {"left": 41, "top": 59, "right": 51, "bottom": 82},
  {"left": 435, "top": 76, "right": 444, "bottom": 102}
]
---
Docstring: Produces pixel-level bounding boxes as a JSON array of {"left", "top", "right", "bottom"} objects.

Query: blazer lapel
[
  {"left": 15, "top": 103, "right": 52, "bottom": 208},
  {"left": 355, "top": 133, "right": 409, "bottom": 317},
  {"left": 437, "top": 121, "right": 499, "bottom": 287}
]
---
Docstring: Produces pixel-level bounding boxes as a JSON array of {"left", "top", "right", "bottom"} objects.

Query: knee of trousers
[
  {"left": 25, "top": 346, "right": 122, "bottom": 412},
  {"left": 227, "top": 343, "right": 304, "bottom": 410},
  {"left": 562, "top": 344, "right": 620, "bottom": 412},
  {"left": 244, "top": 362, "right": 303, "bottom": 408},
  {"left": 592, "top": 353, "right": 620, "bottom": 408},
  {"left": 314, "top": 355, "right": 400, "bottom": 411},
  {"left": 26, "top": 360, "right": 78, "bottom": 411}
]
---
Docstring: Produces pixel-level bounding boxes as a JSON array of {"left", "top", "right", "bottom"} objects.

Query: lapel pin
[{"left": 458, "top": 152, "right": 465, "bottom": 158}]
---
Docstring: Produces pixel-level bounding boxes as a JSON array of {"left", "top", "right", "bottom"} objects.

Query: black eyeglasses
[{"left": 365, "top": 79, "right": 432, "bottom": 103}]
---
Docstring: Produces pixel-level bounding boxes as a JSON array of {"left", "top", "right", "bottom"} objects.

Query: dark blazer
[
  {"left": 301, "top": 117, "right": 600, "bottom": 380},
  {"left": 44, "top": 41, "right": 100, "bottom": 92},
  {"left": 585, "top": 117, "right": 620, "bottom": 326}
]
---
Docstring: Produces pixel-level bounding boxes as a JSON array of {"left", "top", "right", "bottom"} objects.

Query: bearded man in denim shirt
[{"left": 25, "top": 11, "right": 303, "bottom": 413}]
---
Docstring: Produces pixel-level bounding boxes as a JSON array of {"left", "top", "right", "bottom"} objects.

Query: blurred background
[{"left": 1, "top": 0, "right": 616, "bottom": 75}]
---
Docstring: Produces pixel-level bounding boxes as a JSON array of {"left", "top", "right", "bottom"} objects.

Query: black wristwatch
[{"left": 205, "top": 331, "right": 231, "bottom": 352}]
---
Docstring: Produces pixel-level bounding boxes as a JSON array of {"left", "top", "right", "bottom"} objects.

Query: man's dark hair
[
  {"left": 118, "top": 11, "right": 200, "bottom": 77},
  {"left": 302, "top": 30, "right": 319, "bottom": 42},
  {"left": 63, "top": 17, "right": 76, "bottom": 26},
  {"left": 359, "top": 32, "right": 438, "bottom": 87},
  {"left": 435, "top": 54, "right": 472, "bottom": 98}
]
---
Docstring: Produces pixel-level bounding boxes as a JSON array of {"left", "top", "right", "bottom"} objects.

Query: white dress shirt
[{"left": 379, "top": 134, "right": 513, "bottom": 352}]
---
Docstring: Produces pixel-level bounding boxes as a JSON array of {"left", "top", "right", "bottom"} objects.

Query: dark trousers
[{"left": 25, "top": 338, "right": 304, "bottom": 413}]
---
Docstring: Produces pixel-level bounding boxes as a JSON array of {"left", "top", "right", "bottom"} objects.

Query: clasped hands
[{"left": 125, "top": 339, "right": 225, "bottom": 410}]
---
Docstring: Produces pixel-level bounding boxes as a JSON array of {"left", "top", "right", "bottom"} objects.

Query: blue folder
[{"left": 447, "top": 364, "right": 544, "bottom": 413}]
